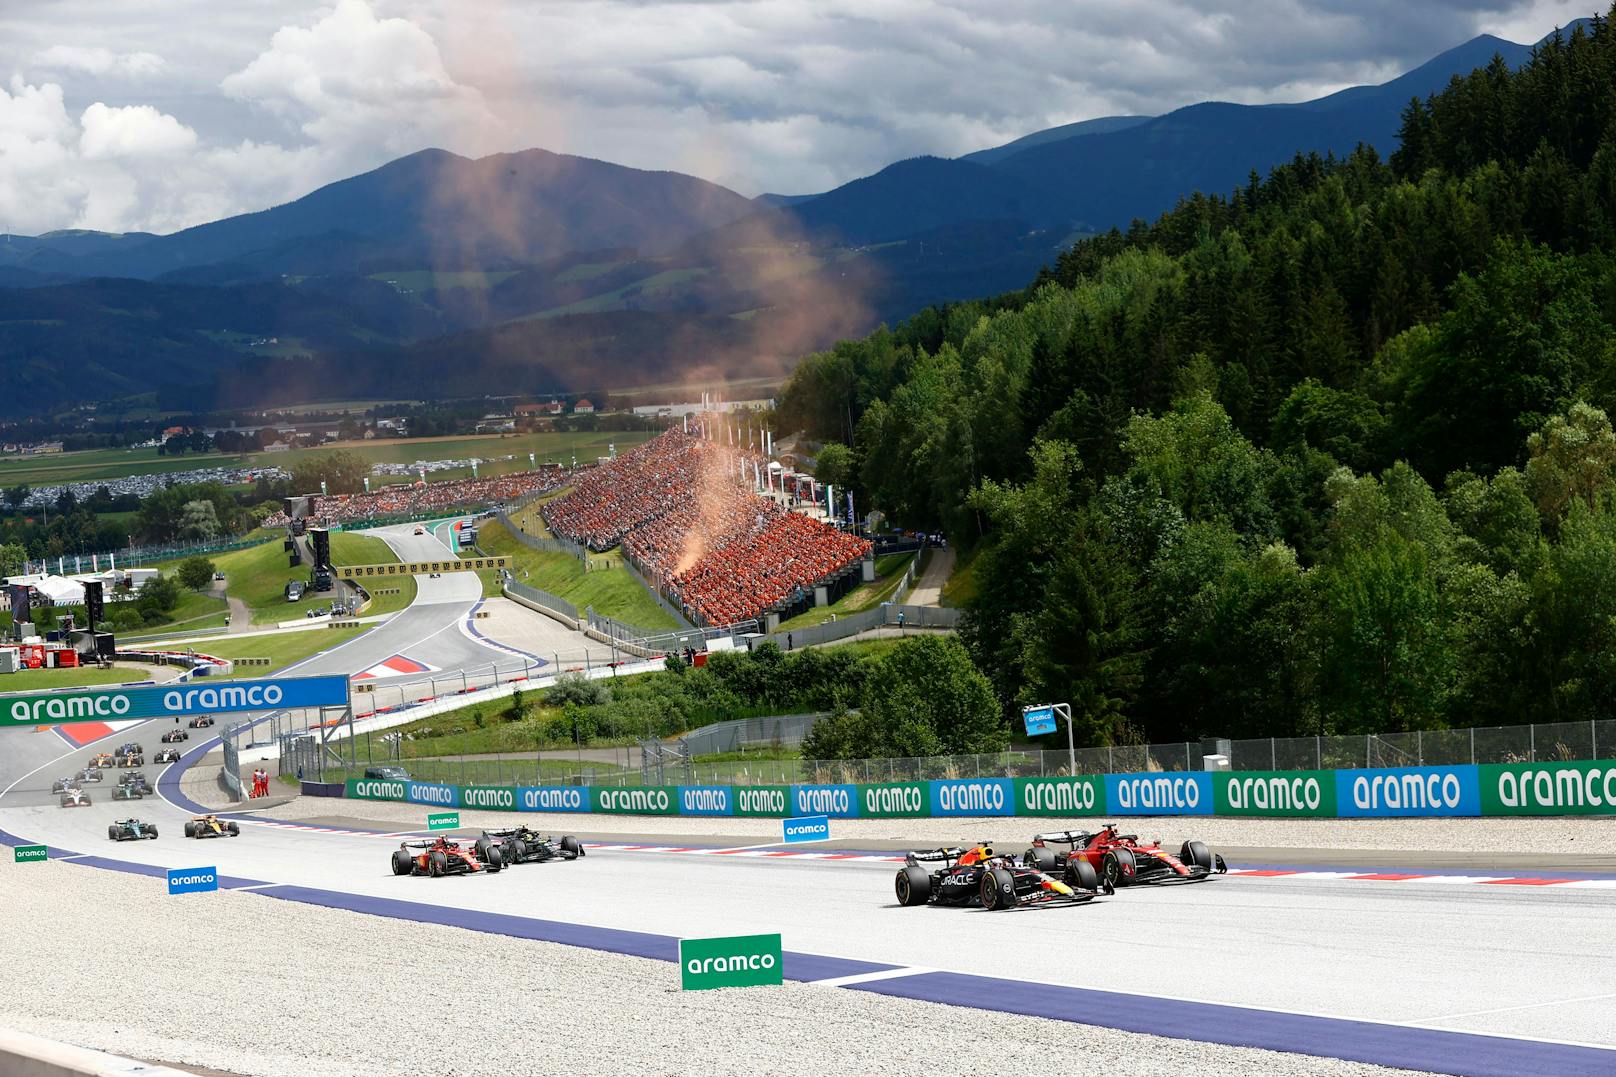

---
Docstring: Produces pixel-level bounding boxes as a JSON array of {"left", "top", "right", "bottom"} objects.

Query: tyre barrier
[{"left": 337, "top": 759, "right": 1616, "bottom": 818}]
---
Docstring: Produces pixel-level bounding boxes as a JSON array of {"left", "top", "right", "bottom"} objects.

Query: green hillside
[{"left": 778, "top": 18, "right": 1616, "bottom": 746}]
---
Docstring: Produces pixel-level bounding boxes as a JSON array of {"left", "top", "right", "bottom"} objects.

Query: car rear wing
[
  {"left": 904, "top": 847, "right": 966, "bottom": 865},
  {"left": 1031, "top": 831, "right": 1092, "bottom": 846},
  {"left": 398, "top": 839, "right": 442, "bottom": 850}
]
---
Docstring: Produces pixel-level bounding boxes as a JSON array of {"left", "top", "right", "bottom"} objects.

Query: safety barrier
[{"left": 336, "top": 757, "right": 1616, "bottom": 818}]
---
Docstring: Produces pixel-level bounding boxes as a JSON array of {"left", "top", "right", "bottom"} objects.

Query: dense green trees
[{"left": 776, "top": 14, "right": 1616, "bottom": 744}]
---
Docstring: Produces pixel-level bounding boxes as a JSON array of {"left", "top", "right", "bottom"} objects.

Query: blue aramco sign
[
  {"left": 0, "top": 675, "right": 351, "bottom": 726},
  {"left": 167, "top": 866, "right": 219, "bottom": 895},
  {"left": 782, "top": 815, "right": 830, "bottom": 844}
]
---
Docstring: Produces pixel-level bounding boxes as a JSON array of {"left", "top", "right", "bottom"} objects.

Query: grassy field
[
  {"left": 778, "top": 551, "right": 912, "bottom": 631},
  {"left": 940, "top": 547, "right": 979, "bottom": 608},
  {"left": 182, "top": 625, "right": 371, "bottom": 675},
  {"left": 148, "top": 587, "right": 231, "bottom": 633},
  {"left": 0, "top": 666, "right": 145, "bottom": 692},
  {"left": 477, "top": 520, "right": 679, "bottom": 630},
  {"left": 0, "top": 430, "right": 657, "bottom": 488},
  {"left": 210, "top": 530, "right": 411, "bottom": 624}
]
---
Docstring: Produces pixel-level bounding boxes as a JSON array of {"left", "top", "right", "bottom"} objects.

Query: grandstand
[
  {"left": 541, "top": 430, "right": 869, "bottom": 625},
  {"left": 263, "top": 468, "right": 575, "bottom": 528}
]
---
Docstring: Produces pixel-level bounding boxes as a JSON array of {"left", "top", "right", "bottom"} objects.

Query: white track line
[{"left": 812, "top": 966, "right": 934, "bottom": 988}]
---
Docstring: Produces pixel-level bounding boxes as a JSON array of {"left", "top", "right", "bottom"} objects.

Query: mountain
[
  {"left": 51, "top": 148, "right": 757, "bottom": 282},
  {"left": 959, "top": 115, "right": 1150, "bottom": 166},
  {"left": 0, "top": 21, "right": 1589, "bottom": 414}
]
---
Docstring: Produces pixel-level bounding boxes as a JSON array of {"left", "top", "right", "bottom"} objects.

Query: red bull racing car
[
  {"left": 1023, "top": 825, "right": 1227, "bottom": 888},
  {"left": 895, "top": 843, "right": 1109, "bottom": 910},
  {"left": 391, "top": 836, "right": 503, "bottom": 877}
]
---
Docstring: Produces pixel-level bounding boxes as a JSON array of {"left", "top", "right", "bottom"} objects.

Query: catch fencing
[{"left": 768, "top": 603, "right": 960, "bottom": 651}]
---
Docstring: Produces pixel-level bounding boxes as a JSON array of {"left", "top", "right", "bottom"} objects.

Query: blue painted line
[{"left": 848, "top": 971, "right": 1614, "bottom": 1077}]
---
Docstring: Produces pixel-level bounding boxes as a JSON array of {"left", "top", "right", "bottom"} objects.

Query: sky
[{"left": 0, "top": 0, "right": 1598, "bottom": 235}]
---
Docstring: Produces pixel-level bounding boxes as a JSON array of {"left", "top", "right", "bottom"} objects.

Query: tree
[
  {"left": 3, "top": 485, "right": 29, "bottom": 510},
  {"left": 801, "top": 636, "right": 1003, "bottom": 759},
  {"left": 0, "top": 542, "right": 26, "bottom": 577},
  {"left": 812, "top": 442, "right": 856, "bottom": 490},
  {"left": 1524, "top": 401, "right": 1616, "bottom": 526},
  {"left": 178, "top": 500, "right": 221, "bottom": 541},
  {"left": 177, "top": 556, "right": 216, "bottom": 591}
]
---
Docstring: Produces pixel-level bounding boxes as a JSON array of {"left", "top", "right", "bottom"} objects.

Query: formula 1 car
[
  {"left": 112, "top": 782, "right": 144, "bottom": 801},
  {"left": 391, "top": 836, "right": 502, "bottom": 877},
  {"left": 895, "top": 843, "right": 1108, "bottom": 910},
  {"left": 117, "top": 752, "right": 144, "bottom": 767},
  {"left": 183, "top": 815, "right": 240, "bottom": 838},
  {"left": 115, "top": 742, "right": 143, "bottom": 758},
  {"left": 119, "top": 771, "right": 153, "bottom": 795},
  {"left": 160, "top": 729, "right": 189, "bottom": 743},
  {"left": 476, "top": 827, "right": 584, "bottom": 866},
  {"left": 50, "top": 776, "right": 80, "bottom": 795},
  {"left": 77, "top": 767, "right": 103, "bottom": 783},
  {"left": 60, "top": 788, "right": 92, "bottom": 808},
  {"left": 188, "top": 715, "right": 215, "bottom": 728},
  {"left": 108, "top": 819, "right": 158, "bottom": 841},
  {"left": 90, "top": 753, "right": 115, "bottom": 769},
  {"left": 154, "top": 748, "right": 182, "bottom": 764},
  {"left": 1023, "top": 825, "right": 1228, "bottom": 888}
]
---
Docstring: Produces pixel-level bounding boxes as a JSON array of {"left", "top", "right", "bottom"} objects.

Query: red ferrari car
[
  {"left": 1024, "top": 825, "right": 1227, "bottom": 888},
  {"left": 390, "top": 837, "right": 503, "bottom": 877}
]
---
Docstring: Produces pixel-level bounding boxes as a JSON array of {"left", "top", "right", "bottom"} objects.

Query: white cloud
[
  {"left": 79, "top": 102, "right": 197, "bottom": 158},
  {"left": 34, "top": 45, "right": 165, "bottom": 78},
  {"left": 0, "top": 0, "right": 1592, "bottom": 233}
]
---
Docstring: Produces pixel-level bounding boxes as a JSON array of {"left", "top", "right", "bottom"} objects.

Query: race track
[{"left": 1, "top": 522, "right": 1613, "bottom": 1075}]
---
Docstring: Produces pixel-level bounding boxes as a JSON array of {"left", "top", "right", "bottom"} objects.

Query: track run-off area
[{"left": 1, "top": 524, "right": 1613, "bottom": 1075}]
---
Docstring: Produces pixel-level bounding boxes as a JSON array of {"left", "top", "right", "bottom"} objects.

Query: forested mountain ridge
[{"left": 777, "top": 13, "right": 1616, "bottom": 747}]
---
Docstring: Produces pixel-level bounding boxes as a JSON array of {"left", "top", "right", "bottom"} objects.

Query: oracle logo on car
[{"left": 1104, "top": 772, "right": 1212, "bottom": 815}]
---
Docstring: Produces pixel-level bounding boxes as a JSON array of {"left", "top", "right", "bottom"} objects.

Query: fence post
[
  {"left": 1529, "top": 723, "right": 1535, "bottom": 762},
  {"left": 1270, "top": 738, "right": 1276, "bottom": 770},
  {"left": 1417, "top": 730, "right": 1423, "bottom": 766},
  {"left": 1316, "top": 736, "right": 1321, "bottom": 770},
  {"left": 1107, "top": 746, "right": 1114, "bottom": 774},
  {"left": 1470, "top": 726, "right": 1475, "bottom": 764},
  {"left": 1594, "top": 720, "right": 1599, "bottom": 760}
]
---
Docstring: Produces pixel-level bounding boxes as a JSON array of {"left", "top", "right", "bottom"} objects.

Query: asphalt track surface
[{"left": 3, "top": 529, "right": 1615, "bottom": 1075}]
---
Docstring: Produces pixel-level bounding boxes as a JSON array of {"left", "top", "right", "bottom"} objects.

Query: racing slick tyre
[
  {"left": 1023, "top": 846, "right": 1058, "bottom": 873},
  {"left": 227, "top": 822, "right": 240, "bottom": 836},
  {"left": 183, "top": 822, "right": 197, "bottom": 838},
  {"left": 484, "top": 846, "right": 502, "bottom": 873},
  {"left": 506, "top": 838, "right": 527, "bottom": 862},
  {"left": 475, "top": 838, "right": 494, "bottom": 864},
  {"left": 108, "top": 825, "right": 118, "bottom": 841},
  {"left": 1065, "top": 857, "right": 1101, "bottom": 893},
  {"left": 981, "top": 867, "right": 1018, "bottom": 910},
  {"left": 391, "top": 850, "right": 413, "bottom": 876},
  {"left": 1102, "top": 848, "right": 1137, "bottom": 888},
  {"left": 147, "top": 825, "right": 157, "bottom": 839},
  {"left": 429, "top": 850, "right": 448, "bottom": 877},
  {"left": 561, "top": 836, "right": 583, "bottom": 857},
  {"left": 1181, "top": 840, "right": 1213, "bottom": 870},
  {"left": 895, "top": 865, "right": 931, "bottom": 907}
]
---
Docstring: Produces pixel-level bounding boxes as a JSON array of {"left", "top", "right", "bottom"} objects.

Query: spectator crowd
[
  {"left": 542, "top": 431, "right": 869, "bottom": 625},
  {"left": 264, "top": 468, "right": 575, "bottom": 527}
]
